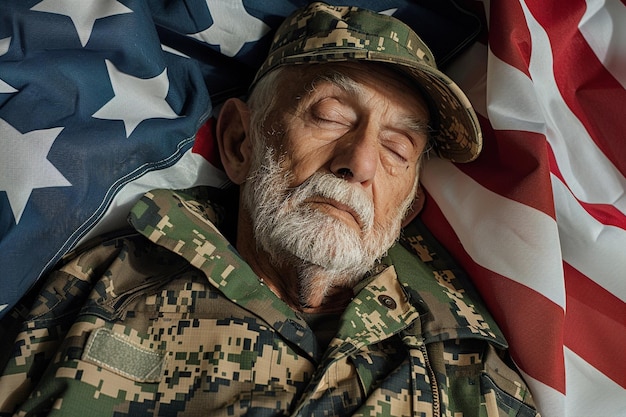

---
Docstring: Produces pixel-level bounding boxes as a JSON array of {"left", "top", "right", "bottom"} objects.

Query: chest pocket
[
  {"left": 73, "top": 271, "right": 317, "bottom": 416},
  {"left": 480, "top": 344, "right": 538, "bottom": 417}
]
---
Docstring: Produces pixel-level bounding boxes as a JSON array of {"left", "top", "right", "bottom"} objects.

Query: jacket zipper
[{"left": 420, "top": 344, "right": 441, "bottom": 417}]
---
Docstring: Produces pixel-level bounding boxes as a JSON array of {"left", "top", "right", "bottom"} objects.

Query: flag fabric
[
  {"left": 420, "top": 0, "right": 626, "bottom": 415},
  {"left": 0, "top": 0, "right": 230, "bottom": 317},
  {"left": 0, "top": 1, "right": 624, "bottom": 416}
]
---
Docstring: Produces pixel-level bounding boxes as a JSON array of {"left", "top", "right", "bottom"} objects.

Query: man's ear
[{"left": 216, "top": 97, "right": 253, "bottom": 185}]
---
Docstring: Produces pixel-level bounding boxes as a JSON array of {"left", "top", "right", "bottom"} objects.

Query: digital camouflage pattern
[
  {"left": 253, "top": 2, "right": 482, "bottom": 163},
  {"left": 0, "top": 187, "right": 538, "bottom": 416}
]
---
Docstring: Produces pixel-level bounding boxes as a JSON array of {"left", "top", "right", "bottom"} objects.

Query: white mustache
[{"left": 287, "top": 172, "right": 374, "bottom": 231}]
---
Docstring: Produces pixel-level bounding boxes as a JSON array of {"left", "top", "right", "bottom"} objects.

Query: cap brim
[{"left": 400, "top": 62, "right": 482, "bottom": 163}]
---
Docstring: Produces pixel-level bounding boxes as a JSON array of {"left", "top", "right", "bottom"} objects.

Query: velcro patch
[{"left": 82, "top": 327, "right": 167, "bottom": 383}]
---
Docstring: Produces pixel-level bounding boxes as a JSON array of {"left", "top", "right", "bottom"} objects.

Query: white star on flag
[
  {"left": 0, "top": 118, "right": 71, "bottom": 224},
  {"left": 92, "top": 60, "right": 179, "bottom": 138},
  {"left": 189, "top": 0, "right": 270, "bottom": 57},
  {"left": 379, "top": 8, "right": 398, "bottom": 16},
  {"left": 161, "top": 44, "right": 190, "bottom": 59},
  {"left": 30, "top": 0, "right": 132, "bottom": 47},
  {"left": 0, "top": 37, "right": 10, "bottom": 55},
  {"left": 0, "top": 37, "right": 17, "bottom": 93},
  {"left": 0, "top": 77, "right": 17, "bottom": 93}
]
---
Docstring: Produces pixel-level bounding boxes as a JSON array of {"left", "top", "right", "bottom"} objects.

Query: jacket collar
[
  {"left": 129, "top": 187, "right": 507, "bottom": 357},
  {"left": 390, "top": 220, "right": 508, "bottom": 348}
]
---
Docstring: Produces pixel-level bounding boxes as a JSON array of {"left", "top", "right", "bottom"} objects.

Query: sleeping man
[{"left": 0, "top": 3, "right": 539, "bottom": 416}]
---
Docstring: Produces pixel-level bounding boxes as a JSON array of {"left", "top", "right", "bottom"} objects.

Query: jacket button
[{"left": 378, "top": 295, "right": 397, "bottom": 310}]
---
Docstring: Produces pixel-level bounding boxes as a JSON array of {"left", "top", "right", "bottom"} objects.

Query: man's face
[{"left": 242, "top": 62, "right": 430, "bottom": 299}]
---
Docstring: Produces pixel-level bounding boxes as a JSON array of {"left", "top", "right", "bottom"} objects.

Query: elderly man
[{"left": 0, "top": 3, "right": 538, "bottom": 417}]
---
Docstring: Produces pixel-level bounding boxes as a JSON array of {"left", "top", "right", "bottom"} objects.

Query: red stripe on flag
[
  {"left": 457, "top": 118, "right": 555, "bottom": 217},
  {"left": 579, "top": 202, "right": 626, "bottom": 230},
  {"left": 564, "top": 262, "right": 626, "bottom": 387},
  {"left": 488, "top": 0, "right": 532, "bottom": 77},
  {"left": 421, "top": 197, "right": 566, "bottom": 393},
  {"left": 192, "top": 118, "right": 223, "bottom": 169},
  {"left": 524, "top": 0, "right": 626, "bottom": 176}
]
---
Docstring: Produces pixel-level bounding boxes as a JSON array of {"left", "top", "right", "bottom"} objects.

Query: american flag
[
  {"left": 422, "top": 0, "right": 626, "bottom": 415},
  {"left": 0, "top": 1, "right": 623, "bottom": 416}
]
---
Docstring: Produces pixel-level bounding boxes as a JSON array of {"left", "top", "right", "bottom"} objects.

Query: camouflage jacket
[{"left": 0, "top": 187, "right": 538, "bottom": 417}]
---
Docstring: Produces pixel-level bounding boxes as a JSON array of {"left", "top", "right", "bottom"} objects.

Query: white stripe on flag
[
  {"left": 421, "top": 158, "right": 565, "bottom": 307},
  {"left": 580, "top": 0, "right": 626, "bottom": 89},
  {"left": 486, "top": 52, "right": 545, "bottom": 132},
  {"left": 517, "top": 368, "right": 565, "bottom": 417},
  {"left": 551, "top": 174, "right": 626, "bottom": 301},
  {"left": 564, "top": 347, "right": 626, "bottom": 417}
]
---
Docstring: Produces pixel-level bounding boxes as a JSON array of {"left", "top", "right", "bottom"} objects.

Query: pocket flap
[{"left": 82, "top": 327, "right": 167, "bottom": 383}]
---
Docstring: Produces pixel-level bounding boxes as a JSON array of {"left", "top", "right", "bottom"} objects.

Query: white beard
[{"left": 241, "top": 145, "right": 414, "bottom": 305}]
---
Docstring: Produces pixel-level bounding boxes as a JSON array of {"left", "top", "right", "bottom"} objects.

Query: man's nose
[{"left": 329, "top": 126, "right": 378, "bottom": 185}]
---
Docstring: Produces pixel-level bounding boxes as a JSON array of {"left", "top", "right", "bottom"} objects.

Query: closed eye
[
  {"left": 309, "top": 98, "right": 355, "bottom": 129},
  {"left": 381, "top": 132, "right": 418, "bottom": 164}
]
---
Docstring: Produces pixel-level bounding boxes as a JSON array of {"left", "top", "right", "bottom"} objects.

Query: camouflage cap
[{"left": 252, "top": 2, "right": 482, "bottom": 163}]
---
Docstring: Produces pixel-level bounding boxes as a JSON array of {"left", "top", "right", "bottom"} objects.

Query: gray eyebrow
[
  {"left": 397, "top": 113, "right": 430, "bottom": 138},
  {"left": 307, "top": 69, "right": 362, "bottom": 97}
]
